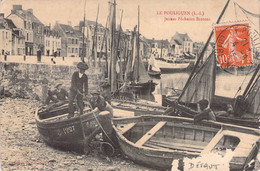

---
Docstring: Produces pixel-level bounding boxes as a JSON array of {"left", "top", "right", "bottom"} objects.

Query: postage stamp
[{"left": 214, "top": 22, "right": 253, "bottom": 68}]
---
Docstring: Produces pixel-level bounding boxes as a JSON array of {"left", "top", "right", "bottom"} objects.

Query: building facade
[
  {"left": 53, "top": 23, "right": 79, "bottom": 57},
  {"left": 0, "top": 13, "right": 12, "bottom": 55},
  {"left": 145, "top": 38, "right": 170, "bottom": 58},
  {"left": 170, "top": 32, "right": 193, "bottom": 57},
  {"left": 7, "top": 5, "right": 44, "bottom": 56},
  {"left": 44, "top": 26, "right": 61, "bottom": 56},
  {"left": 79, "top": 20, "right": 105, "bottom": 58}
]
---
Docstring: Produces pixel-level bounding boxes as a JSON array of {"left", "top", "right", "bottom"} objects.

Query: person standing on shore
[{"left": 68, "top": 62, "right": 89, "bottom": 118}]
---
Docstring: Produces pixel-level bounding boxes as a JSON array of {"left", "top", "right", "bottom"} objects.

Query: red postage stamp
[{"left": 214, "top": 23, "right": 253, "bottom": 68}]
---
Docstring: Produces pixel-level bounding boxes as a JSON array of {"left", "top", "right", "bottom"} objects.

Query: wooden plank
[
  {"left": 150, "top": 139, "right": 204, "bottom": 150},
  {"left": 118, "top": 123, "right": 136, "bottom": 135},
  {"left": 41, "top": 113, "right": 68, "bottom": 122},
  {"left": 147, "top": 140, "right": 202, "bottom": 153},
  {"left": 135, "top": 121, "right": 166, "bottom": 146}
]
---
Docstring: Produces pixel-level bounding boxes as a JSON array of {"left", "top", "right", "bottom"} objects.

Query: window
[
  {"left": 75, "top": 39, "right": 78, "bottom": 44},
  {"left": 27, "top": 33, "right": 29, "bottom": 41},
  {"left": 6, "top": 32, "right": 8, "bottom": 39},
  {"left": 46, "top": 40, "right": 48, "bottom": 46},
  {"left": 75, "top": 48, "right": 78, "bottom": 53},
  {"left": 72, "top": 48, "right": 74, "bottom": 53},
  {"left": 72, "top": 39, "right": 74, "bottom": 44},
  {"left": 68, "top": 47, "right": 71, "bottom": 53}
]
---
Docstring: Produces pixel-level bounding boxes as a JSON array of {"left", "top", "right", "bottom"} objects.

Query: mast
[
  {"left": 92, "top": 4, "right": 100, "bottom": 67},
  {"left": 243, "top": 63, "right": 260, "bottom": 97},
  {"left": 137, "top": 5, "right": 140, "bottom": 82},
  {"left": 110, "top": 0, "right": 117, "bottom": 92},
  {"left": 160, "top": 39, "right": 163, "bottom": 58},
  {"left": 178, "top": 0, "right": 231, "bottom": 101},
  {"left": 116, "top": 10, "right": 124, "bottom": 82},
  {"left": 99, "top": 16, "right": 109, "bottom": 66},
  {"left": 82, "top": 0, "right": 87, "bottom": 63}
]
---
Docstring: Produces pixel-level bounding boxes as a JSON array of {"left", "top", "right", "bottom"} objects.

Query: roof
[
  {"left": 144, "top": 38, "right": 170, "bottom": 48},
  {"left": 59, "top": 24, "right": 78, "bottom": 38},
  {"left": 11, "top": 9, "right": 43, "bottom": 25},
  {"left": 5, "top": 18, "right": 17, "bottom": 29},
  {"left": 0, "top": 18, "right": 18, "bottom": 31},
  {"left": 171, "top": 32, "right": 192, "bottom": 45},
  {"left": 79, "top": 20, "right": 103, "bottom": 27},
  {"left": 44, "top": 26, "right": 60, "bottom": 37}
]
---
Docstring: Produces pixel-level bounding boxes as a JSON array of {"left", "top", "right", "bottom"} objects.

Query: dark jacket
[
  {"left": 52, "top": 88, "right": 68, "bottom": 101},
  {"left": 70, "top": 71, "right": 88, "bottom": 96}
]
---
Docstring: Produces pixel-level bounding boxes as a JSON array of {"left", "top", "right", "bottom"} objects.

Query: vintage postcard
[{"left": 0, "top": 0, "right": 259, "bottom": 170}]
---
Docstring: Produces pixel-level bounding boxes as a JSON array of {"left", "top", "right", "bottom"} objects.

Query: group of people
[
  {"left": 45, "top": 61, "right": 113, "bottom": 118},
  {"left": 45, "top": 61, "right": 243, "bottom": 123}
]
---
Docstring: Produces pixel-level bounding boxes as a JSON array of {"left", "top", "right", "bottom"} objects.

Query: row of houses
[
  {"left": 1, "top": 4, "right": 210, "bottom": 60},
  {"left": 146, "top": 32, "right": 212, "bottom": 59},
  {"left": 0, "top": 5, "right": 106, "bottom": 58}
]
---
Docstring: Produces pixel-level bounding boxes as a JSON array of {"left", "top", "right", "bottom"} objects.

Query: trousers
[{"left": 68, "top": 90, "right": 84, "bottom": 117}]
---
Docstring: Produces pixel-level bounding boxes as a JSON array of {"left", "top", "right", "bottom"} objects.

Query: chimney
[
  {"left": 13, "top": 5, "right": 22, "bottom": 10},
  {"left": 0, "top": 13, "right": 4, "bottom": 20},
  {"left": 27, "top": 8, "right": 33, "bottom": 14},
  {"left": 68, "top": 21, "right": 72, "bottom": 26},
  {"left": 11, "top": 5, "right": 22, "bottom": 14}
]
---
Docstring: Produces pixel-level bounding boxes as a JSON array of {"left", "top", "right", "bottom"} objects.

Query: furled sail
[{"left": 179, "top": 52, "right": 216, "bottom": 103}]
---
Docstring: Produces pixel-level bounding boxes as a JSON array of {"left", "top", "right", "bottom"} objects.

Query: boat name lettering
[
  {"left": 63, "top": 126, "right": 75, "bottom": 134},
  {"left": 188, "top": 161, "right": 220, "bottom": 170}
]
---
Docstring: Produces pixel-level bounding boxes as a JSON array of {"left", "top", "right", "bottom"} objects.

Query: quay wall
[{"left": 0, "top": 55, "right": 106, "bottom": 102}]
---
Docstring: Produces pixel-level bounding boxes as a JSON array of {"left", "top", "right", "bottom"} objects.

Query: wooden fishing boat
[
  {"left": 111, "top": 99, "right": 167, "bottom": 117},
  {"left": 156, "top": 59, "right": 191, "bottom": 73},
  {"left": 35, "top": 103, "right": 104, "bottom": 152},
  {"left": 112, "top": 115, "right": 260, "bottom": 170}
]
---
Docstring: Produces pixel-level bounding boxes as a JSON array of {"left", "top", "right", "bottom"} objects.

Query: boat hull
[
  {"left": 112, "top": 115, "right": 260, "bottom": 170},
  {"left": 35, "top": 105, "right": 101, "bottom": 152},
  {"left": 116, "top": 134, "right": 196, "bottom": 170},
  {"left": 148, "top": 70, "right": 161, "bottom": 78}
]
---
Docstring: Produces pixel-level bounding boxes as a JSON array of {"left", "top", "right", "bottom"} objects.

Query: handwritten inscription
[{"left": 188, "top": 162, "right": 220, "bottom": 170}]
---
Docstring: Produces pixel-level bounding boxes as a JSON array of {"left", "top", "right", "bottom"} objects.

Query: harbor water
[{"left": 151, "top": 69, "right": 255, "bottom": 104}]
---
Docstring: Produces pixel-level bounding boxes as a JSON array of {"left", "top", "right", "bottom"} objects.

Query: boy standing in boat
[
  {"left": 68, "top": 62, "right": 89, "bottom": 118},
  {"left": 194, "top": 99, "right": 216, "bottom": 123}
]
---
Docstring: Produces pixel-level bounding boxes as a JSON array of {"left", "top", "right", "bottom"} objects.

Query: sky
[{"left": 0, "top": 0, "right": 259, "bottom": 42}]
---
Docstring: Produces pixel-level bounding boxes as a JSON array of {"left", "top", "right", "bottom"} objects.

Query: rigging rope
[{"left": 234, "top": 2, "right": 260, "bottom": 18}]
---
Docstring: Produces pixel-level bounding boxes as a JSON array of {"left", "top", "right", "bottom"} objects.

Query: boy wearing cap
[
  {"left": 194, "top": 99, "right": 216, "bottom": 124},
  {"left": 45, "top": 83, "right": 68, "bottom": 105},
  {"left": 68, "top": 62, "right": 89, "bottom": 118}
]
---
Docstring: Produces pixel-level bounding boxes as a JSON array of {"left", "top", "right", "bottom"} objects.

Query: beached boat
[
  {"left": 112, "top": 115, "right": 260, "bottom": 170},
  {"left": 35, "top": 103, "right": 107, "bottom": 152}
]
